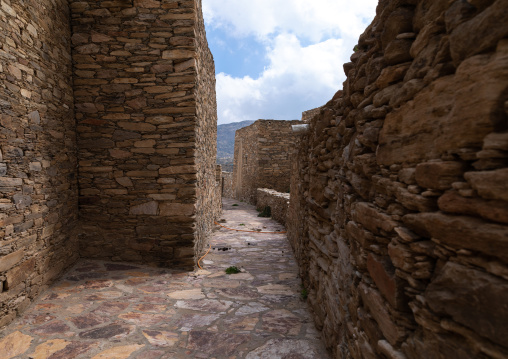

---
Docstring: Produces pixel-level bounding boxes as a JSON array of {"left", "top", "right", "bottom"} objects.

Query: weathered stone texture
[
  {"left": 193, "top": 0, "right": 220, "bottom": 262},
  {"left": 301, "top": 107, "right": 321, "bottom": 123},
  {"left": 287, "top": 0, "right": 508, "bottom": 358},
  {"left": 233, "top": 119, "right": 300, "bottom": 204},
  {"left": 232, "top": 122, "right": 258, "bottom": 203},
  {"left": 0, "top": 0, "right": 79, "bottom": 327},
  {"left": 70, "top": 0, "right": 218, "bottom": 268},
  {"left": 256, "top": 188, "right": 290, "bottom": 227},
  {"left": 1, "top": 0, "right": 218, "bottom": 329},
  {"left": 221, "top": 171, "right": 234, "bottom": 199}
]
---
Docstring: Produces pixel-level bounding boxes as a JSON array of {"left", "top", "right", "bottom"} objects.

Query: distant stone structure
[
  {"left": 219, "top": 160, "right": 233, "bottom": 172},
  {"left": 232, "top": 119, "right": 300, "bottom": 204},
  {"left": 0, "top": 0, "right": 78, "bottom": 328},
  {"left": 256, "top": 188, "right": 289, "bottom": 226},
  {"left": 301, "top": 107, "right": 321, "bottom": 123},
  {"left": 0, "top": 0, "right": 218, "bottom": 327},
  {"left": 3, "top": 0, "right": 507, "bottom": 357},
  {"left": 287, "top": 0, "right": 508, "bottom": 358},
  {"left": 211, "top": 165, "right": 222, "bottom": 216},
  {"left": 221, "top": 171, "right": 234, "bottom": 199}
]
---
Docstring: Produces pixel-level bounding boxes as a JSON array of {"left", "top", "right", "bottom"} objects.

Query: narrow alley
[{"left": 0, "top": 198, "right": 329, "bottom": 359}]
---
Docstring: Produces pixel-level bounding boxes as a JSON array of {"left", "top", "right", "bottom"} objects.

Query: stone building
[
  {"left": 232, "top": 119, "right": 300, "bottom": 204},
  {"left": 287, "top": 0, "right": 508, "bottom": 358},
  {"left": 301, "top": 107, "right": 321, "bottom": 123},
  {"left": 2, "top": 0, "right": 508, "bottom": 356},
  {"left": 221, "top": 171, "right": 234, "bottom": 199},
  {"left": 0, "top": 0, "right": 218, "bottom": 327}
]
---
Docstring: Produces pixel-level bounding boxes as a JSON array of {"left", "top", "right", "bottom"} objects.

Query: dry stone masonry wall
[
  {"left": 70, "top": 0, "right": 218, "bottom": 268},
  {"left": 192, "top": 0, "right": 219, "bottom": 260},
  {"left": 256, "top": 188, "right": 290, "bottom": 227},
  {"left": 0, "top": 0, "right": 218, "bottom": 328},
  {"left": 302, "top": 107, "right": 322, "bottom": 123},
  {"left": 221, "top": 171, "right": 233, "bottom": 198},
  {"left": 0, "top": 0, "right": 79, "bottom": 327},
  {"left": 233, "top": 119, "right": 300, "bottom": 204},
  {"left": 288, "top": 0, "right": 508, "bottom": 358}
]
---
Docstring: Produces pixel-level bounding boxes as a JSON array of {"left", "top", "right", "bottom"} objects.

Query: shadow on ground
[{"left": 0, "top": 198, "right": 329, "bottom": 359}]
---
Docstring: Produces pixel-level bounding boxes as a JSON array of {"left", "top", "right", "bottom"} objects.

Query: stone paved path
[{"left": 0, "top": 198, "right": 330, "bottom": 359}]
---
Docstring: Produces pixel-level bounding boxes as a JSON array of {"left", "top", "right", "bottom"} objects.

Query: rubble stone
[
  {"left": 232, "top": 119, "right": 300, "bottom": 204},
  {"left": 0, "top": 0, "right": 79, "bottom": 329},
  {"left": 287, "top": 1, "right": 508, "bottom": 357},
  {"left": 0, "top": 0, "right": 219, "bottom": 328},
  {"left": 71, "top": 0, "right": 219, "bottom": 269}
]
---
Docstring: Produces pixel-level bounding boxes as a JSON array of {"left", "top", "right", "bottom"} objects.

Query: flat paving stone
[{"left": 0, "top": 198, "right": 330, "bottom": 358}]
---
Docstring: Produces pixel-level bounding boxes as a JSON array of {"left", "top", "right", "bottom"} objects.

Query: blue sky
[
  {"left": 208, "top": 29, "right": 268, "bottom": 79},
  {"left": 203, "top": 0, "right": 379, "bottom": 124}
]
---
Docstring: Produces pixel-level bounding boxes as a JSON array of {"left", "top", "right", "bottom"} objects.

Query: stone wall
[
  {"left": 232, "top": 120, "right": 257, "bottom": 203},
  {"left": 288, "top": 0, "right": 508, "bottom": 358},
  {"left": 0, "top": 0, "right": 79, "bottom": 326},
  {"left": 222, "top": 171, "right": 234, "bottom": 198},
  {"left": 193, "top": 0, "right": 220, "bottom": 259},
  {"left": 233, "top": 119, "right": 300, "bottom": 204},
  {"left": 209, "top": 164, "right": 222, "bottom": 223},
  {"left": 70, "top": 0, "right": 218, "bottom": 269},
  {"left": 256, "top": 188, "right": 290, "bottom": 227},
  {"left": 302, "top": 107, "right": 321, "bottom": 123}
]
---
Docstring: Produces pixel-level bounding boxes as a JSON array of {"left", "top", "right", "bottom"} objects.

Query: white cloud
[
  {"left": 203, "top": 0, "right": 378, "bottom": 124},
  {"left": 203, "top": 0, "right": 377, "bottom": 42},
  {"left": 216, "top": 34, "right": 354, "bottom": 124}
]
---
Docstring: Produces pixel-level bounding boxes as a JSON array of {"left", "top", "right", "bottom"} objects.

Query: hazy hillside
[{"left": 217, "top": 120, "right": 255, "bottom": 160}]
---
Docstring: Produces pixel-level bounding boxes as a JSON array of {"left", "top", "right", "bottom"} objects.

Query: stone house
[{"left": 232, "top": 119, "right": 300, "bottom": 204}]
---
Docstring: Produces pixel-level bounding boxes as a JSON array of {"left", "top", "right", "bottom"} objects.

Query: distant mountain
[{"left": 217, "top": 120, "right": 255, "bottom": 160}]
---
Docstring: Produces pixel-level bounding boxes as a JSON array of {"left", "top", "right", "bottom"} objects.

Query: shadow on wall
[
  {"left": 287, "top": 0, "right": 508, "bottom": 358},
  {"left": 0, "top": 0, "right": 219, "bottom": 328},
  {"left": 232, "top": 119, "right": 301, "bottom": 205}
]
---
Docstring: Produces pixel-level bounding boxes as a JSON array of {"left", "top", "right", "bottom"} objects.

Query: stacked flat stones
[
  {"left": 0, "top": 0, "right": 79, "bottom": 327},
  {"left": 233, "top": 120, "right": 300, "bottom": 205},
  {"left": 287, "top": 0, "right": 508, "bottom": 358},
  {"left": 70, "top": 0, "right": 218, "bottom": 268}
]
